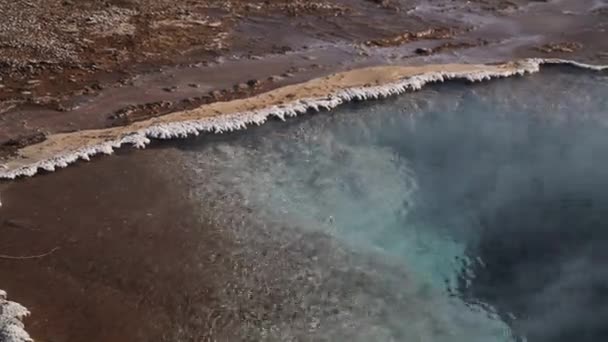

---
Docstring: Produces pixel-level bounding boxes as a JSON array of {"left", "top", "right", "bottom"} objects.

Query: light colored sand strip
[
  {"left": 0, "top": 290, "right": 32, "bottom": 342},
  {"left": 0, "top": 58, "right": 606, "bottom": 179}
]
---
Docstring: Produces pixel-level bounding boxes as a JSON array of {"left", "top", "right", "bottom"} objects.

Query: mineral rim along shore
[{"left": 1, "top": 58, "right": 607, "bottom": 179}]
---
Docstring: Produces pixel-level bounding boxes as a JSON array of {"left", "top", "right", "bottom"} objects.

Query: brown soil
[
  {"left": 0, "top": 149, "right": 210, "bottom": 342},
  {"left": 0, "top": 0, "right": 427, "bottom": 107},
  {"left": 364, "top": 28, "right": 455, "bottom": 48},
  {"left": 4, "top": 0, "right": 606, "bottom": 157},
  {"left": 536, "top": 41, "right": 583, "bottom": 54},
  {"left": 0, "top": 0, "right": 439, "bottom": 155}
]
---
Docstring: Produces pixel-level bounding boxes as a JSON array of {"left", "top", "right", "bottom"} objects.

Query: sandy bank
[{"left": 0, "top": 58, "right": 606, "bottom": 180}]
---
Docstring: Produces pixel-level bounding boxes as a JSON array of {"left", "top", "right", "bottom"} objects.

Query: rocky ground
[
  {"left": 0, "top": 0, "right": 606, "bottom": 159},
  {"left": 0, "top": 0, "right": 419, "bottom": 107}
]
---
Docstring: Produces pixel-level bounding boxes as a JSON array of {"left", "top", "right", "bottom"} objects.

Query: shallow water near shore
[{"left": 1, "top": 66, "right": 608, "bottom": 341}]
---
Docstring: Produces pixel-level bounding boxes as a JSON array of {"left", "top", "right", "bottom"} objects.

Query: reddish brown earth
[
  {"left": 1, "top": 0, "right": 607, "bottom": 158},
  {"left": 0, "top": 149, "right": 213, "bottom": 342}
]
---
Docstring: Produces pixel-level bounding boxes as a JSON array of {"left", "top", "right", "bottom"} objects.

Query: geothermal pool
[
  {"left": 177, "top": 66, "right": 608, "bottom": 341},
  {"left": 1, "top": 66, "right": 608, "bottom": 341}
]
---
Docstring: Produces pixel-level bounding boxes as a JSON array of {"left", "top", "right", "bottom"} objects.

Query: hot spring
[
  {"left": 176, "top": 66, "right": 608, "bottom": 341},
  {"left": 1, "top": 66, "right": 607, "bottom": 341}
]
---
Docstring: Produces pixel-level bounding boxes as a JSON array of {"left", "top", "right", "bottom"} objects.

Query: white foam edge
[
  {"left": 1, "top": 58, "right": 606, "bottom": 180},
  {"left": 0, "top": 290, "right": 33, "bottom": 342}
]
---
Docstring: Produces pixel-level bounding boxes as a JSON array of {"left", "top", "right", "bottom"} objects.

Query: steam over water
[{"left": 176, "top": 67, "right": 608, "bottom": 341}]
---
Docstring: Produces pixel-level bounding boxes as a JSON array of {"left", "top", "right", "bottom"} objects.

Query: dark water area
[
  {"left": 176, "top": 66, "right": 608, "bottom": 341},
  {"left": 1, "top": 66, "right": 607, "bottom": 342}
]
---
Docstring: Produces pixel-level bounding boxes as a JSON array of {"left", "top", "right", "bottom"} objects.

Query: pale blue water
[{"left": 178, "top": 67, "right": 608, "bottom": 341}]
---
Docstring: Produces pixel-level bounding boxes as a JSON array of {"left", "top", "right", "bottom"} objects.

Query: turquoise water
[{"left": 178, "top": 67, "right": 608, "bottom": 341}]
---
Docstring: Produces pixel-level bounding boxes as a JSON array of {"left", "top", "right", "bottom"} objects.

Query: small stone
[
  {"left": 268, "top": 75, "right": 284, "bottom": 82},
  {"left": 188, "top": 83, "right": 200, "bottom": 88},
  {"left": 235, "top": 83, "right": 249, "bottom": 91},
  {"left": 246, "top": 3, "right": 262, "bottom": 10},
  {"left": 210, "top": 90, "right": 222, "bottom": 99},
  {"left": 246, "top": 79, "right": 260, "bottom": 87},
  {"left": 415, "top": 47, "right": 433, "bottom": 55},
  {"left": 162, "top": 86, "right": 177, "bottom": 92}
]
